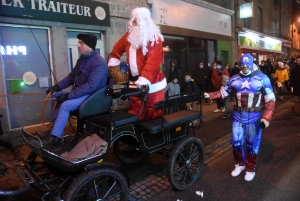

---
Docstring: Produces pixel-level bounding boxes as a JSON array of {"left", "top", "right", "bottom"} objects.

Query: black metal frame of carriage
[{"left": 0, "top": 80, "right": 206, "bottom": 201}]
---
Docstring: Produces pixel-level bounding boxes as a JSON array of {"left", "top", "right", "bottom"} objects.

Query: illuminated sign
[
  {"left": 239, "top": 2, "right": 253, "bottom": 19},
  {"left": 1, "top": 46, "right": 27, "bottom": 55},
  {"left": 238, "top": 31, "right": 282, "bottom": 52}
]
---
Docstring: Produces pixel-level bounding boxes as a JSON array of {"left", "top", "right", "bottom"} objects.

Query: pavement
[{"left": 1, "top": 93, "right": 300, "bottom": 201}]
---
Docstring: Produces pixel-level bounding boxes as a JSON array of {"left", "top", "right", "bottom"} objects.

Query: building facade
[
  {"left": 0, "top": 0, "right": 295, "bottom": 138},
  {"left": 233, "top": 0, "right": 293, "bottom": 64}
]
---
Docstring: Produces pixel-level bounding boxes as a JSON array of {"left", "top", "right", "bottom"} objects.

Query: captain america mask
[{"left": 240, "top": 54, "right": 253, "bottom": 75}]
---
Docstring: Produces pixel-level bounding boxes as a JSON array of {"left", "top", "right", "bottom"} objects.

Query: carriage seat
[
  {"left": 93, "top": 87, "right": 148, "bottom": 128},
  {"left": 136, "top": 110, "right": 199, "bottom": 133},
  {"left": 71, "top": 77, "right": 114, "bottom": 120},
  {"left": 136, "top": 91, "right": 202, "bottom": 133}
]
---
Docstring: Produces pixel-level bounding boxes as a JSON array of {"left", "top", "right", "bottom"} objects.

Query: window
[
  {"left": 272, "top": 19, "right": 278, "bottom": 36},
  {"left": 0, "top": 24, "right": 53, "bottom": 129},
  {"left": 258, "top": 7, "right": 263, "bottom": 33}
]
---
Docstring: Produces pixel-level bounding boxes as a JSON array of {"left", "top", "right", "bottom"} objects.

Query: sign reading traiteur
[{"left": 0, "top": 0, "right": 110, "bottom": 26}]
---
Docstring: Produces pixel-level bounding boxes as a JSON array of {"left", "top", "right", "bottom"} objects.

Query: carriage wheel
[
  {"left": 63, "top": 167, "right": 129, "bottom": 201},
  {"left": 114, "top": 137, "right": 145, "bottom": 164},
  {"left": 167, "top": 136, "right": 205, "bottom": 190}
]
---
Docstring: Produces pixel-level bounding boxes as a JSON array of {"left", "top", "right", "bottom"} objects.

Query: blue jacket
[{"left": 58, "top": 50, "right": 108, "bottom": 99}]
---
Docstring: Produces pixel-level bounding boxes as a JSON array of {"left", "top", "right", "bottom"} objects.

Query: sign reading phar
[{"left": 1, "top": 46, "right": 27, "bottom": 55}]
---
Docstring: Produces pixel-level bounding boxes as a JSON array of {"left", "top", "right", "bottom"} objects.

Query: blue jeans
[{"left": 51, "top": 93, "right": 88, "bottom": 138}]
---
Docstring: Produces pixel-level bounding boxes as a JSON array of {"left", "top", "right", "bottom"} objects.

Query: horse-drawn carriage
[{"left": 0, "top": 78, "right": 205, "bottom": 201}]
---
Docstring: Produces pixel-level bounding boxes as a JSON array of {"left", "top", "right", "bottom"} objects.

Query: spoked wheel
[
  {"left": 167, "top": 136, "right": 205, "bottom": 190},
  {"left": 63, "top": 167, "right": 129, "bottom": 201},
  {"left": 114, "top": 137, "right": 145, "bottom": 164}
]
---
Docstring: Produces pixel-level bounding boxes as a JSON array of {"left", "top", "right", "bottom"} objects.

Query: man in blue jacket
[{"left": 38, "top": 33, "right": 108, "bottom": 146}]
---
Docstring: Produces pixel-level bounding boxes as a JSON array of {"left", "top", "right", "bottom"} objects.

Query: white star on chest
[{"left": 240, "top": 80, "right": 251, "bottom": 89}]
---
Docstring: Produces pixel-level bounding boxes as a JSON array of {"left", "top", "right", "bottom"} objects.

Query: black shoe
[
  {"left": 293, "top": 114, "right": 300, "bottom": 118},
  {"left": 223, "top": 112, "right": 231, "bottom": 119},
  {"left": 33, "top": 134, "right": 61, "bottom": 147}
]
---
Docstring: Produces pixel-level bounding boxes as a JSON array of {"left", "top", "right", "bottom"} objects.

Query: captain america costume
[{"left": 206, "top": 54, "right": 276, "bottom": 177}]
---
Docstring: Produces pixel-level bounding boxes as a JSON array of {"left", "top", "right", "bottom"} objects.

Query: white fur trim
[
  {"left": 108, "top": 58, "right": 120, "bottom": 66},
  {"left": 129, "top": 78, "right": 166, "bottom": 94},
  {"left": 135, "top": 76, "right": 151, "bottom": 86},
  {"left": 131, "top": 7, "right": 151, "bottom": 18},
  {"left": 129, "top": 46, "right": 139, "bottom": 76}
]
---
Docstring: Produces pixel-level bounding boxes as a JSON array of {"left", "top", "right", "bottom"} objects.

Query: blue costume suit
[
  {"left": 210, "top": 54, "right": 276, "bottom": 172},
  {"left": 222, "top": 70, "right": 275, "bottom": 171}
]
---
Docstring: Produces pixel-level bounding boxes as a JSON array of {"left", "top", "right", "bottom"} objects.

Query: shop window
[
  {"left": 0, "top": 25, "right": 52, "bottom": 130},
  {"left": 272, "top": 19, "right": 278, "bottom": 36},
  {"left": 258, "top": 7, "right": 263, "bottom": 33}
]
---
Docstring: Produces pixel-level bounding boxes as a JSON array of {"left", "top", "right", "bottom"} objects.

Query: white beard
[{"left": 128, "top": 26, "right": 143, "bottom": 49}]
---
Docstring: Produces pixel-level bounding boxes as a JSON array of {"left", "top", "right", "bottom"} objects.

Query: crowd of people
[{"left": 163, "top": 55, "right": 300, "bottom": 119}]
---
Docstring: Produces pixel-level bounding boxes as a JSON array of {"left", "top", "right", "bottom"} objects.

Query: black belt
[{"left": 234, "top": 106, "right": 264, "bottom": 112}]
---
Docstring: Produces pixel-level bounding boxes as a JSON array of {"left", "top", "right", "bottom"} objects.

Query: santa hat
[{"left": 131, "top": 7, "right": 151, "bottom": 19}]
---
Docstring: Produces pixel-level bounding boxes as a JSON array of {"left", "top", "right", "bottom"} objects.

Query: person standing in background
[
  {"left": 211, "top": 61, "right": 230, "bottom": 112},
  {"left": 231, "top": 62, "right": 240, "bottom": 76},
  {"left": 164, "top": 77, "right": 180, "bottom": 114},
  {"left": 221, "top": 75, "right": 231, "bottom": 119},
  {"left": 194, "top": 61, "right": 208, "bottom": 104},
  {"left": 274, "top": 61, "right": 289, "bottom": 100},
  {"left": 289, "top": 55, "right": 300, "bottom": 118},
  {"left": 206, "top": 61, "right": 216, "bottom": 104},
  {"left": 168, "top": 60, "right": 182, "bottom": 87},
  {"left": 225, "top": 63, "right": 232, "bottom": 77}
]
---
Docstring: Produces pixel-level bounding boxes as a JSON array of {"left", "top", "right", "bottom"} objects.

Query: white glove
[
  {"left": 134, "top": 76, "right": 151, "bottom": 87},
  {"left": 260, "top": 118, "right": 270, "bottom": 128},
  {"left": 204, "top": 92, "right": 210, "bottom": 99},
  {"left": 108, "top": 58, "right": 120, "bottom": 66}
]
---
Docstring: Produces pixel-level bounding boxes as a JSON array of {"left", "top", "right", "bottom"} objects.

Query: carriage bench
[
  {"left": 136, "top": 91, "right": 202, "bottom": 133},
  {"left": 92, "top": 86, "right": 148, "bottom": 128}
]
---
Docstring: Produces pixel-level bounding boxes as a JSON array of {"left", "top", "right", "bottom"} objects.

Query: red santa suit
[{"left": 109, "top": 31, "right": 166, "bottom": 120}]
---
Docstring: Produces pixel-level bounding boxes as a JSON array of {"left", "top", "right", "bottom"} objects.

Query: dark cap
[
  {"left": 77, "top": 33, "right": 97, "bottom": 50},
  {"left": 217, "top": 61, "right": 222, "bottom": 66}
]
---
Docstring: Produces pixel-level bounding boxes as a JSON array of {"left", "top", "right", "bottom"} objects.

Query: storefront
[
  {"left": 237, "top": 28, "right": 283, "bottom": 64},
  {"left": 151, "top": 0, "right": 234, "bottom": 82},
  {"left": 0, "top": 0, "right": 110, "bottom": 131}
]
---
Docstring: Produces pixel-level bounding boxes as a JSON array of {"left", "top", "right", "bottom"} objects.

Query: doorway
[
  {"left": 220, "top": 50, "right": 229, "bottom": 66},
  {"left": 67, "top": 31, "right": 104, "bottom": 71}
]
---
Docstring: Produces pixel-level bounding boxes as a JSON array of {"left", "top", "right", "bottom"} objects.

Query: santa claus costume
[{"left": 108, "top": 7, "right": 166, "bottom": 120}]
